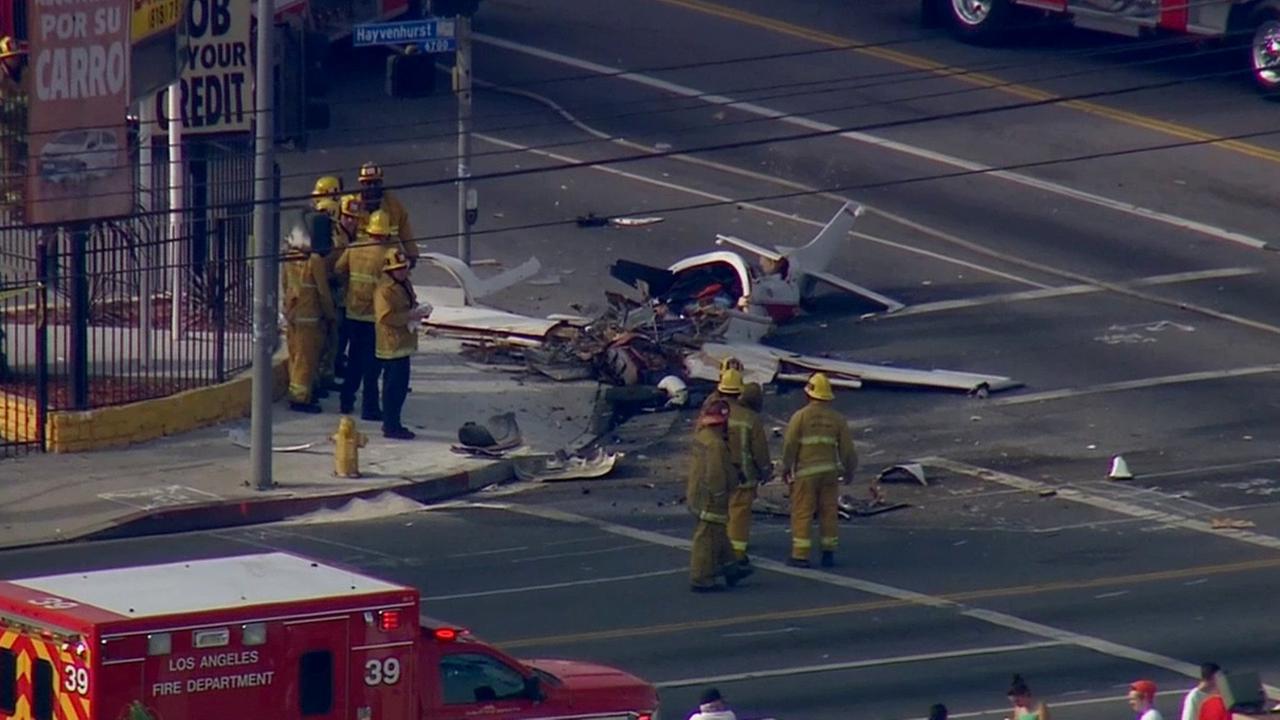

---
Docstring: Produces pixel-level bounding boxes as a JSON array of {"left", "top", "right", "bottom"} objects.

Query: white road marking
[
  {"left": 1139, "top": 458, "right": 1280, "bottom": 480},
  {"left": 475, "top": 34, "right": 1270, "bottom": 250},
  {"left": 484, "top": 504, "right": 1219, "bottom": 684},
  {"left": 654, "top": 640, "right": 1064, "bottom": 688},
  {"left": 885, "top": 268, "right": 1259, "bottom": 319},
  {"left": 920, "top": 457, "right": 1280, "bottom": 554},
  {"left": 425, "top": 568, "right": 685, "bottom": 601},
  {"left": 1093, "top": 590, "right": 1131, "bottom": 599},
  {"left": 446, "top": 545, "right": 530, "bottom": 558},
  {"left": 990, "top": 364, "right": 1280, "bottom": 407},
  {"left": 721, "top": 626, "right": 801, "bottom": 639},
  {"left": 509, "top": 542, "right": 652, "bottom": 563},
  {"left": 474, "top": 133, "right": 1043, "bottom": 292}
]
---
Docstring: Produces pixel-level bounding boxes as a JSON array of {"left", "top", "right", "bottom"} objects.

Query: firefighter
[
  {"left": 0, "top": 37, "right": 27, "bottom": 220},
  {"left": 357, "top": 161, "right": 419, "bottom": 265},
  {"left": 700, "top": 356, "right": 745, "bottom": 411},
  {"left": 727, "top": 380, "right": 771, "bottom": 567},
  {"left": 311, "top": 175, "right": 342, "bottom": 209},
  {"left": 320, "top": 194, "right": 362, "bottom": 386},
  {"left": 336, "top": 209, "right": 395, "bottom": 421},
  {"left": 374, "top": 249, "right": 430, "bottom": 440},
  {"left": 687, "top": 400, "right": 752, "bottom": 593},
  {"left": 781, "top": 372, "right": 858, "bottom": 568},
  {"left": 281, "top": 227, "right": 337, "bottom": 413}
]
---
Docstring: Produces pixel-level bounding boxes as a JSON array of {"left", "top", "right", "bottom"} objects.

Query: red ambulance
[{"left": 0, "top": 552, "right": 659, "bottom": 720}]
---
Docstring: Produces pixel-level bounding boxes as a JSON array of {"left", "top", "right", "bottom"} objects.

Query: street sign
[{"left": 353, "top": 18, "right": 456, "bottom": 47}]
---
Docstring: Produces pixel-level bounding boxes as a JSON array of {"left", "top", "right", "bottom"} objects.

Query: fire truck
[
  {"left": 0, "top": 552, "right": 660, "bottom": 720},
  {"left": 922, "top": 0, "right": 1280, "bottom": 93}
]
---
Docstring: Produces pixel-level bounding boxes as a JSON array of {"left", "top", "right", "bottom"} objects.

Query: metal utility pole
[
  {"left": 250, "top": 6, "right": 276, "bottom": 491},
  {"left": 455, "top": 14, "right": 472, "bottom": 265}
]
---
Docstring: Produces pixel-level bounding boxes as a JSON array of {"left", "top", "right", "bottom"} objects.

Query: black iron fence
[{"left": 0, "top": 134, "right": 259, "bottom": 458}]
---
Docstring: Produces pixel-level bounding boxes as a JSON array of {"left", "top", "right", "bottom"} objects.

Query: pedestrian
[
  {"left": 281, "top": 226, "right": 336, "bottom": 414},
  {"left": 336, "top": 209, "right": 395, "bottom": 421},
  {"left": 687, "top": 400, "right": 752, "bottom": 593},
  {"left": 357, "top": 161, "right": 419, "bottom": 265},
  {"left": 0, "top": 37, "right": 28, "bottom": 218},
  {"left": 1181, "top": 663, "right": 1220, "bottom": 720},
  {"left": 1006, "top": 674, "right": 1050, "bottom": 720},
  {"left": 687, "top": 688, "right": 736, "bottom": 720},
  {"left": 781, "top": 372, "right": 859, "bottom": 568},
  {"left": 1130, "top": 680, "right": 1163, "bottom": 720},
  {"left": 374, "top": 249, "right": 429, "bottom": 440},
  {"left": 726, "top": 378, "right": 771, "bottom": 567},
  {"left": 929, "top": 704, "right": 948, "bottom": 720}
]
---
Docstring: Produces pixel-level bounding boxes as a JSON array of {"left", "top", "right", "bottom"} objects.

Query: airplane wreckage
[{"left": 412, "top": 203, "right": 1021, "bottom": 396}]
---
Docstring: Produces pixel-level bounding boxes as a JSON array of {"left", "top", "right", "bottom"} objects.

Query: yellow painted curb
[{"left": 0, "top": 354, "right": 289, "bottom": 452}]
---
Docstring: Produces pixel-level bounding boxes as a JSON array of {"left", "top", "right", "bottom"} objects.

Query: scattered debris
[
  {"left": 610, "top": 216, "right": 665, "bottom": 228},
  {"left": 513, "top": 448, "right": 624, "bottom": 482},
  {"left": 877, "top": 463, "right": 928, "bottom": 486},
  {"left": 838, "top": 495, "right": 911, "bottom": 519},
  {"left": 228, "top": 428, "right": 317, "bottom": 453},
  {"left": 1210, "top": 517, "right": 1256, "bottom": 529},
  {"left": 1039, "top": 489, "right": 1058, "bottom": 498},
  {"left": 452, "top": 413, "right": 523, "bottom": 457}
]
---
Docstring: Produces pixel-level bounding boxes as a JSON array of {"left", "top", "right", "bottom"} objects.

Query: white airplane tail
[{"left": 783, "top": 202, "right": 864, "bottom": 275}]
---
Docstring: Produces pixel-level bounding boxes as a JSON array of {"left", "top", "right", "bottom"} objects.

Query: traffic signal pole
[{"left": 455, "top": 13, "right": 472, "bottom": 266}]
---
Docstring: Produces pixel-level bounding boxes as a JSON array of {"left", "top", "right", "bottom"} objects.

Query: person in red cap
[{"left": 1130, "top": 680, "right": 1163, "bottom": 720}]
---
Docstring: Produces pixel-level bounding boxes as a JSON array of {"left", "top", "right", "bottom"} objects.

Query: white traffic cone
[{"left": 1108, "top": 455, "right": 1133, "bottom": 480}]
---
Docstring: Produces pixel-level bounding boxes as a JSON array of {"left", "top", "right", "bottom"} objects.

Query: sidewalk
[{"left": 0, "top": 339, "right": 604, "bottom": 550}]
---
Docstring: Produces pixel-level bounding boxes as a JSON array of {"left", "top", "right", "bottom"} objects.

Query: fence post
[
  {"left": 214, "top": 218, "right": 226, "bottom": 382},
  {"left": 35, "top": 236, "right": 50, "bottom": 451},
  {"left": 68, "top": 225, "right": 90, "bottom": 410}
]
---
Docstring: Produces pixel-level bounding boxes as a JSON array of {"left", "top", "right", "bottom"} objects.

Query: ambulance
[{"left": 0, "top": 553, "right": 660, "bottom": 720}]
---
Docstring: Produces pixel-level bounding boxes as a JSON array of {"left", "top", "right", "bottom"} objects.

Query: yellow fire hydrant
[{"left": 331, "top": 416, "right": 368, "bottom": 478}]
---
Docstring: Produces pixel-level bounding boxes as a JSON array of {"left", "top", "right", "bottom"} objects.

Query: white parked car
[{"left": 39, "top": 130, "right": 119, "bottom": 184}]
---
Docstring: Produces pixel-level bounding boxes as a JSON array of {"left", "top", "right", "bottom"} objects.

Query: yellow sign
[{"left": 132, "top": 0, "right": 183, "bottom": 44}]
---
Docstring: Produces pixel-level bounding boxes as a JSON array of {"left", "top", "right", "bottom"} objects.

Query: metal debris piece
[
  {"left": 454, "top": 412, "right": 523, "bottom": 454},
  {"left": 513, "top": 448, "right": 624, "bottom": 482},
  {"left": 228, "top": 428, "right": 316, "bottom": 453},
  {"left": 838, "top": 495, "right": 911, "bottom": 518},
  {"left": 610, "top": 216, "right": 665, "bottom": 228},
  {"left": 1210, "top": 517, "right": 1256, "bottom": 529},
  {"left": 877, "top": 463, "right": 928, "bottom": 486}
]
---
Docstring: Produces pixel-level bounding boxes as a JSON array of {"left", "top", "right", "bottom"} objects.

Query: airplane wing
[
  {"left": 806, "top": 270, "right": 906, "bottom": 313},
  {"left": 715, "top": 234, "right": 782, "bottom": 262},
  {"left": 417, "top": 253, "right": 542, "bottom": 306}
]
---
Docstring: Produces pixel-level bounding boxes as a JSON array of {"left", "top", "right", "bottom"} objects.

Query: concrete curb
[{"left": 47, "top": 461, "right": 515, "bottom": 546}]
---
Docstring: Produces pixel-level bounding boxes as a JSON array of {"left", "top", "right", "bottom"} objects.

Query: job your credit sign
[
  {"left": 26, "top": 0, "right": 135, "bottom": 224},
  {"left": 156, "top": 0, "right": 252, "bottom": 135}
]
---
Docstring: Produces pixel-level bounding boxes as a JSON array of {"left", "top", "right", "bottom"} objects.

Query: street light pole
[
  {"left": 455, "top": 13, "right": 472, "bottom": 265},
  {"left": 250, "top": 2, "right": 276, "bottom": 490}
]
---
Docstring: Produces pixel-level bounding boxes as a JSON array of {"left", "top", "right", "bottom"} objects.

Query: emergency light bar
[{"left": 378, "top": 610, "right": 401, "bottom": 631}]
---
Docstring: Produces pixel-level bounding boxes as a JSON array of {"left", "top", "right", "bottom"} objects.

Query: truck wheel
[
  {"left": 1249, "top": 5, "right": 1280, "bottom": 94},
  {"left": 945, "top": 0, "right": 1014, "bottom": 44}
]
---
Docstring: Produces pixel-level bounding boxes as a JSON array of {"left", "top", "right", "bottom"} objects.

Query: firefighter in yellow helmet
[
  {"left": 311, "top": 198, "right": 346, "bottom": 391},
  {"left": 0, "top": 37, "right": 28, "bottom": 221},
  {"left": 687, "top": 399, "right": 753, "bottom": 593},
  {"left": 311, "top": 175, "right": 342, "bottom": 210},
  {"left": 700, "top": 356, "right": 745, "bottom": 412},
  {"left": 726, "top": 379, "right": 771, "bottom": 567},
  {"left": 335, "top": 208, "right": 394, "bottom": 420},
  {"left": 357, "top": 161, "right": 419, "bottom": 265},
  {"left": 375, "top": 248, "right": 430, "bottom": 440},
  {"left": 323, "top": 194, "right": 363, "bottom": 383},
  {"left": 281, "top": 225, "right": 337, "bottom": 413},
  {"left": 781, "top": 373, "right": 858, "bottom": 568}
]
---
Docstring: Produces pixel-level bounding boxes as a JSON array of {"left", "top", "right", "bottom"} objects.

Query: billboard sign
[
  {"left": 26, "top": 0, "right": 134, "bottom": 224},
  {"left": 156, "top": 0, "right": 252, "bottom": 135}
]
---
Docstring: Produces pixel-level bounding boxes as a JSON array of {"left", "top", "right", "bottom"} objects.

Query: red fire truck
[
  {"left": 0, "top": 552, "right": 660, "bottom": 720},
  {"left": 922, "top": 0, "right": 1280, "bottom": 93}
]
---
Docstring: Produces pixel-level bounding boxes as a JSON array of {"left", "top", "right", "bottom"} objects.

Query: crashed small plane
[
  {"left": 609, "top": 203, "right": 904, "bottom": 338},
  {"left": 410, "top": 206, "right": 1020, "bottom": 395}
]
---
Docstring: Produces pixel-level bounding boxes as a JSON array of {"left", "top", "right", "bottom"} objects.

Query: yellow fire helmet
[
  {"left": 805, "top": 372, "right": 835, "bottom": 401},
  {"left": 366, "top": 209, "right": 393, "bottom": 237},
  {"left": 339, "top": 193, "right": 363, "bottom": 218},
  {"left": 384, "top": 248, "right": 410, "bottom": 272},
  {"left": 717, "top": 368, "right": 744, "bottom": 395},
  {"left": 358, "top": 161, "right": 384, "bottom": 184},
  {"left": 0, "top": 37, "right": 25, "bottom": 60}
]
